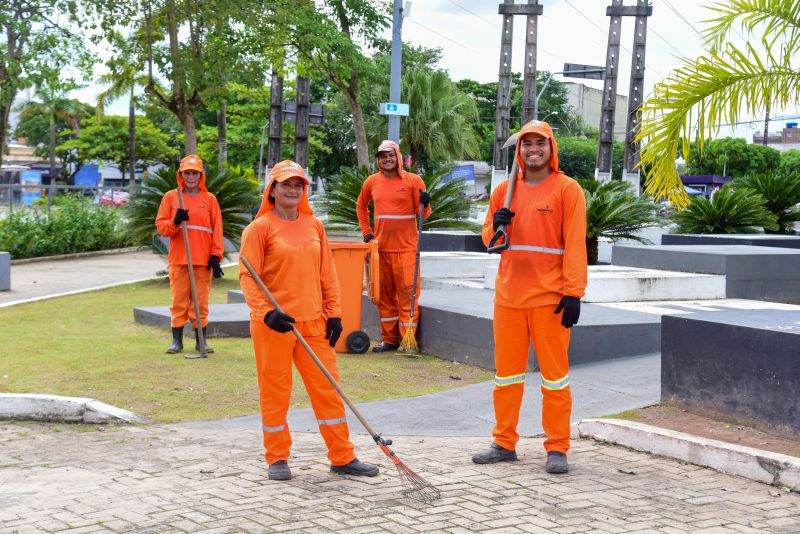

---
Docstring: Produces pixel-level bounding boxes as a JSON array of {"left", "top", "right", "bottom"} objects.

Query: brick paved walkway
[{"left": 1, "top": 421, "right": 799, "bottom": 533}]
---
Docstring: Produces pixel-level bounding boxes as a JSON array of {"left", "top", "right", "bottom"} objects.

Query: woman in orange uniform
[
  {"left": 471, "top": 121, "right": 587, "bottom": 474},
  {"left": 356, "top": 140, "right": 431, "bottom": 352},
  {"left": 239, "top": 160, "right": 380, "bottom": 481},
  {"left": 156, "top": 154, "right": 224, "bottom": 355}
]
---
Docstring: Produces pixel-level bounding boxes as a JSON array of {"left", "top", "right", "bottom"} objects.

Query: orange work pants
[
  {"left": 251, "top": 317, "right": 355, "bottom": 466},
  {"left": 169, "top": 265, "right": 212, "bottom": 328},
  {"left": 492, "top": 303, "right": 572, "bottom": 454},
  {"left": 377, "top": 251, "right": 420, "bottom": 345}
]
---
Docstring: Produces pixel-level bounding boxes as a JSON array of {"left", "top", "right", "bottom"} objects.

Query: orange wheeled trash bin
[{"left": 329, "top": 240, "right": 380, "bottom": 353}]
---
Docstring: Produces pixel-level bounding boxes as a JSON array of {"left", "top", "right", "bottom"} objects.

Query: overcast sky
[{"left": 72, "top": 0, "right": 798, "bottom": 142}]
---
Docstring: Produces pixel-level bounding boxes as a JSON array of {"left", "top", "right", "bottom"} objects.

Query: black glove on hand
[
  {"left": 419, "top": 189, "right": 430, "bottom": 208},
  {"left": 325, "top": 317, "right": 343, "bottom": 347},
  {"left": 492, "top": 207, "right": 515, "bottom": 231},
  {"left": 264, "top": 310, "right": 295, "bottom": 333},
  {"left": 208, "top": 255, "right": 223, "bottom": 279},
  {"left": 363, "top": 234, "right": 374, "bottom": 243},
  {"left": 554, "top": 296, "right": 581, "bottom": 329},
  {"left": 173, "top": 208, "right": 189, "bottom": 226}
]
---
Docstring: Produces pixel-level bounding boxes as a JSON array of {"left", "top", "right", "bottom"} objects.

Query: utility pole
[
  {"left": 267, "top": 72, "right": 283, "bottom": 169},
  {"left": 520, "top": 0, "right": 541, "bottom": 124},
  {"left": 388, "top": 0, "right": 404, "bottom": 143},
  {"left": 596, "top": 0, "right": 652, "bottom": 194},
  {"left": 294, "top": 77, "right": 310, "bottom": 168}
]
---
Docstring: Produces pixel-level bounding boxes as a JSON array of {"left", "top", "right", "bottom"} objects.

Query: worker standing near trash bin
[
  {"left": 155, "top": 154, "right": 224, "bottom": 354},
  {"left": 239, "top": 160, "right": 379, "bottom": 481},
  {"left": 472, "top": 120, "right": 587, "bottom": 474},
  {"left": 356, "top": 140, "right": 431, "bottom": 352}
]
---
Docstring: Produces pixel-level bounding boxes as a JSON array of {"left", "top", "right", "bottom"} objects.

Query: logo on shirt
[
  {"left": 396, "top": 188, "right": 407, "bottom": 194},
  {"left": 537, "top": 204, "right": 554, "bottom": 214}
]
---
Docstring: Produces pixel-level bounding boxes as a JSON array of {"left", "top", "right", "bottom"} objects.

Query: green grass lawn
[{"left": 0, "top": 266, "right": 493, "bottom": 423}]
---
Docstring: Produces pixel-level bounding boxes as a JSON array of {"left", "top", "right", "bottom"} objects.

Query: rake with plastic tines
[{"left": 240, "top": 255, "right": 441, "bottom": 505}]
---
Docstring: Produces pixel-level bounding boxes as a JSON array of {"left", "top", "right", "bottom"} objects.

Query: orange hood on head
[
  {"left": 374, "top": 139, "right": 407, "bottom": 178},
  {"left": 255, "top": 160, "right": 313, "bottom": 219},
  {"left": 176, "top": 154, "right": 208, "bottom": 191},
  {"left": 513, "top": 120, "right": 560, "bottom": 179}
]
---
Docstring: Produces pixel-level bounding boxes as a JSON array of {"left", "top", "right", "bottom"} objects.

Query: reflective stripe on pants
[
  {"left": 377, "top": 250, "right": 420, "bottom": 345},
  {"left": 492, "top": 303, "right": 572, "bottom": 454},
  {"left": 168, "top": 265, "right": 212, "bottom": 328},
  {"left": 251, "top": 317, "right": 355, "bottom": 466}
]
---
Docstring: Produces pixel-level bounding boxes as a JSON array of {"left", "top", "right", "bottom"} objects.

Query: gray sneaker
[
  {"left": 472, "top": 443, "right": 518, "bottom": 464},
  {"left": 268, "top": 460, "right": 292, "bottom": 480},
  {"left": 545, "top": 451, "right": 569, "bottom": 474}
]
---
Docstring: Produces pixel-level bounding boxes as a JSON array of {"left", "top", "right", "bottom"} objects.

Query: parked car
[{"left": 99, "top": 190, "right": 130, "bottom": 207}]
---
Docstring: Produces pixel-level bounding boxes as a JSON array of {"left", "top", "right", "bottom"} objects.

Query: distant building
[
  {"left": 752, "top": 123, "right": 800, "bottom": 152},
  {"left": 680, "top": 175, "right": 732, "bottom": 198},
  {"left": 563, "top": 82, "right": 628, "bottom": 142}
]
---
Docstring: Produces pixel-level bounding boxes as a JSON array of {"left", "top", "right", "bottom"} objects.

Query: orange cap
[
  {"left": 269, "top": 160, "right": 310, "bottom": 185},
  {"left": 179, "top": 154, "right": 204, "bottom": 173}
]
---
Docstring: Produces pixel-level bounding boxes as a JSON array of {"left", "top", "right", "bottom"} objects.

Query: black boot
[
  {"left": 165, "top": 327, "right": 183, "bottom": 354},
  {"left": 195, "top": 327, "right": 214, "bottom": 354}
]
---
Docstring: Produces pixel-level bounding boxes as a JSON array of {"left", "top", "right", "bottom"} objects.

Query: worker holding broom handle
[
  {"left": 472, "top": 120, "right": 587, "bottom": 474},
  {"left": 156, "top": 154, "right": 224, "bottom": 355},
  {"left": 356, "top": 140, "right": 431, "bottom": 353},
  {"left": 239, "top": 160, "right": 379, "bottom": 481}
]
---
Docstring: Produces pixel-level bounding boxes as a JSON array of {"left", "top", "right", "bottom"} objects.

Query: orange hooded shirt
[
  {"left": 155, "top": 155, "right": 224, "bottom": 266},
  {"left": 239, "top": 160, "right": 342, "bottom": 322},
  {"left": 356, "top": 140, "right": 432, "bottom": 252},
  {"left": 482, "top": 121, "right": 588, "bottom": 308}
]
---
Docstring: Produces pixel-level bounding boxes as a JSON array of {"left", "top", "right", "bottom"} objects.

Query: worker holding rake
[
  {"left": 356, "top": 140, "right": 431, "bottom": 353},
  {"left": 472, "top": 120, "right": 587, "bottom": 474},
  {"left": 156, "top": 154, "right": 224, "bottom": 355},
  {"left": 239, "top": 160, "right": 380, "bottom": 481}
]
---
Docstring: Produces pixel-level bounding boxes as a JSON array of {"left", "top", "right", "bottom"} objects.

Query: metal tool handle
[
  {"left": 487, "top": 159, "right": 518, "bottom": 255},
  {"left": 177, "top": 187, "right": 207, "bottom": 356}
]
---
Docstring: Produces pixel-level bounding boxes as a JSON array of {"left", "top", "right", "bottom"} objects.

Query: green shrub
[
  {"left": 669, "top": 184, "right": 779, "bottom": 234},
  {"left": 732, "top": 172, "right": 800, "bottom": 234},
  {"left": 0, "top": 196, "right": 132, "bottom": 259}
]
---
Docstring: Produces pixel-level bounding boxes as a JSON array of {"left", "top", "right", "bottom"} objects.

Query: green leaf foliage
[
  {"left": 686, "top": 137, "right": 781, "bottom": 177},
  {"left": 125, "top": 164, "right": 261, "bottom": 251},
  {"left": 0, "top": 196, "right": 131, "bottom": 259},
  {"left": 669, "top": 184, "right": 779, "bottom": 234},
  {"left": 321, "top": 166, "right": 478, "bottom": 232},
  {"left": 733, "top": 172, "right": 800, "bottom": 233}
]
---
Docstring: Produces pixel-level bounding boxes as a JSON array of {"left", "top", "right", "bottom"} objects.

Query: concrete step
[
  {"left": 133, "top": 304, "right": 252, "bottom": 338},
  {"left": 419, "top": 251, "right": 500, "bottom": 279},
  {"left": 484, "top": 264, "right": 726, "bottom": 302}
]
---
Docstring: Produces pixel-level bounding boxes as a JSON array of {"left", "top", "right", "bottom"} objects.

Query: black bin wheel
[{"left": 345, "top": 330, "right": 370, "bottom": 354}]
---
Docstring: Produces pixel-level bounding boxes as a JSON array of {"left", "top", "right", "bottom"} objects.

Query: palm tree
[
  {"left": 321, "top": 166, "right": 478, "bottom": 231},
  {"left": 580, "top": 179, "right": 661, "bottom": 265},
  {"left": 126, "top": 165, "right": 261, "bottom": 253},
  {"left": 636, "top": 0, "right": 800, "bottom": 208},
  {"left": 733, "top": 172, "right": 800, "bottom": 233},
  {"left": 670, "top": 184, "right": 778, "bottom": 234},
  {"left": 96, "top": 32, "right": 149, "bottom": 189}
]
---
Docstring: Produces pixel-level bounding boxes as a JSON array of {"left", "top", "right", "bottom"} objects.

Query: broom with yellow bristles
[{"left": 398, "top": 203, "right": 425, "bottom": 355}]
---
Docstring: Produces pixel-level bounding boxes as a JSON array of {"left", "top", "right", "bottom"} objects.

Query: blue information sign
[
  {"left": 20, "top": 170, "right": 42, "bottom": 206},
  {"left": 443, "top": 164, "right": 475, "bottom": 184}
]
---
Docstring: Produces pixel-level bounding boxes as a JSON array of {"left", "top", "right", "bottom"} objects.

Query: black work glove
[
  {"left": 363, "top": 234, "right": 374, "bottom": 243},
  {"left": 173, "top": 208, "right": 189, "bottom": 226},
  {"left": 264, "top": 310, "right": 295, "bottom": 333},
  {"left": 492, "top": 207, "right": 515, "bottom": 231},
  {"left": 554, "top": 296, "right": 581, "bottom": 329},
  {"left": 325, "top": 317, "right": 343, "bottom": 347},
  {"left": 419, "top": 189, "right": 430, "bottom": 208},
  {"left": 208, "top": 255, "right": 223, "bottom": 279}
]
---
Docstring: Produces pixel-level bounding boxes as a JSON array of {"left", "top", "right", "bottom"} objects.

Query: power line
[
  {"left": 405, "top": 17, "right": 476, "bottom": 51},
  {"left": 648, "top": 25, "right": 687, "bottom": 57}
]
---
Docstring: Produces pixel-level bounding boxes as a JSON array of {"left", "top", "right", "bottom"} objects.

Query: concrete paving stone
[{"left": 483, "top": 527, "right": 525, "bottom": 534}]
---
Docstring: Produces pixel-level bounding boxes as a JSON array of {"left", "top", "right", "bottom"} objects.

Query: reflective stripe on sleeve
[
  {"left": 508, "top": 244, "right": 564, "bottom": 255},
  {"left": 318, "top": 417, "right": 348, "bottom": 426},
  {"left": 494, "top": 373, "right": 526, "bottom": 387},
  {"left": 262, "top": 424, "right": 285, "bottom": 432},
  {"left": 541, "top": 374, "right": 569, "bottom": 390}
]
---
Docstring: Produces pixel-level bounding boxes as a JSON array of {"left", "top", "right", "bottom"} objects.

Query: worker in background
[
  {"left": 156, "top": 154, "right": 224, "bottom": 354},
  {"left": 356, "top": 140, "right": 431, "bottom": 352},
  {"left": 472, "top": 120, "right": 587, "bottom": 474},
  {"left": 239, "top": 160, "right": 379, "bottom": 481}
]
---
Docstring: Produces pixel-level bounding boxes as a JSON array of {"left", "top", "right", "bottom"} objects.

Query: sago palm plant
[
  {"left": 126, "top": 165, "right": 261, "bottom": 253},
  {"left": 580, "top": 179, "right": 661, "bottom": 265},
  {"left": 669, "top": 184, "right": 779, "bottom": 234},
  {"left": 636, "top": 0, "right": 800, "bottom": 208},
  {"left": 321, "top": 166, "right": 478, "bottom": 231},
  {"left": 733, "top": 172, "right": 800, "bottom": 233}
]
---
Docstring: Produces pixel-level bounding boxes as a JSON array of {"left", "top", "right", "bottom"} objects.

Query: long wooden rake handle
[
  {"left": 240, "top": 255, "right": 391, "bottom": 446},
  {"left": 486, "top": 159, "right": 519, "bottom": 254},
  {"left": 177, "top": 188, "right": 207, "bottom": 356},
  {"left": 407, "top": 203, "right": 424, "bottom": 328}
]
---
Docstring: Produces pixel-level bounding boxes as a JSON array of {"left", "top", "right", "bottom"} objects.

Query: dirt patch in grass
[{"left": 609, "top": 404, "right": 800, "bottom": 458}]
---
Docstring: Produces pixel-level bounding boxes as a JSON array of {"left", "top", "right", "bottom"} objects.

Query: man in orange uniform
[
  {"left": 156, "top": 154, "right": 224, "bottom": 355},
  {"left": 472, "top": 120, "right": 587, "bottom": 474},
  {"left": 356, "top": 140, "right": 431, "bottom": 352},
  {"left": 239, "top": 160, "right": 379, "bottom": 481}
]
